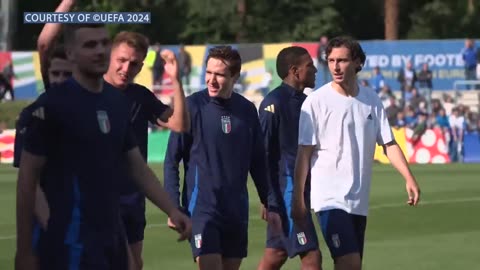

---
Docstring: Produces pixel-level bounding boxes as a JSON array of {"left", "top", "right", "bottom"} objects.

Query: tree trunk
[
  {"left": 236, "top": 0, "right": 246, "bottom": 42},
  {"left": 384, "top": 0, "right": 399, "bottom": 40},
  {"left": 468, "top": 0, "right": 474, "bottom": 14}
]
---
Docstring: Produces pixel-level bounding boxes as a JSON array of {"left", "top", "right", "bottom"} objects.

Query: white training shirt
[{"left": 298, "top": 82, "right": 394, "bottom": 216}]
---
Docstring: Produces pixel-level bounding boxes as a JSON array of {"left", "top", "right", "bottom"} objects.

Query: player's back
[
  {"left": 25, "top": 78, "right": 132, "bottom": 244},
  {"left": 260, "top": 83, "right": 306, "bottom": 177},
  {"left": 185, "top": 90, "right": 260, "bottom": 219}
]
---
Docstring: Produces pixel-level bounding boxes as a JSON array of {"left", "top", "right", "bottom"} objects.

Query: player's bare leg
[
  {"left": 129, "top": 241, "right": 144, "bottom": 270},
  {"left": 197, "top": 254, "right": 222, "bottom": 270},
  {"left": 333, "top": 253, "right": 361, "bottom": 270},
  {"left": 257, "top": 248, "right": 287, "bottom": 270},
  {"left": 299, "top": 249, "right": 322, "bottom": 270},
  {"left": 222, "top": 258, "right": 242, "bottom": 270}
]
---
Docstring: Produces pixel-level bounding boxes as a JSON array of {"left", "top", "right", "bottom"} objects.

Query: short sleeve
[
  {"left": 375, "top": 97, "right": 394, "bottom": 145},
  {"left": 23, "top": 94, "right": 54, "bottom": 156},
  {"left": 143, "top": 86, "right": 170, "bottom": 123},
  {"left": 298, "top": 96, "right": 318, "bottom": 146}
]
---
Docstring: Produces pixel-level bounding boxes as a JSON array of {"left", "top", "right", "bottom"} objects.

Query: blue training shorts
[
  {"left": 266, "top": 211, "right": 319, "bottom": 258},
  {"left": 190, "top": 216, "right": 248, "bottom": 260},
  {"left": 317, "top": 209, "right": 367, "bottom": 259}
]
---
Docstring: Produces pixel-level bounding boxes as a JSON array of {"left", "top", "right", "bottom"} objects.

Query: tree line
[{"left": 14, "top": 0, "right": 480, "bottom": 50}]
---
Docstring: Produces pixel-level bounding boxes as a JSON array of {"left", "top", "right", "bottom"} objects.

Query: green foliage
[
  {"left": 408, "top": 0, "right": 480, "bottom": 39},
  {"left": 11, "top": 0, "right": 480, "bottom": 50},
  {"left": 0, "top": 101, "right": 32, "bottom": 129}
]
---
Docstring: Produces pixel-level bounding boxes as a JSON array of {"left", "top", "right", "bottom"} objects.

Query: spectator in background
[
  {"left": 0, "top": 59, "right": 16, "bottom": 101},
  {"left": 316, "top": 35, "right": 329, "bottom": 85},
  {"left": 427, "top": 113, "right": 437, "bottom": 129},
  {"left": 360, "top": 79, "right": 369, "bottom": 87},
  {"left": 404, "top": 105, "right": 417, "bottom": 129},
  {"left": 443, "top": 95, "right": 455, "bottom": 115},
  {"left": 431, "top": 99, "right": 442, "bottom": 115},
  {"left": 409, "top": 88, "right": 426, "bottom": 112},
  {"left": 394, "top": 111, "right": 406, "bottom": 129},
  {"left": 378, "top": 85, "right": 393, "bottom": 108},
  {"left": 436, "top": 108, "right": 450, "bottom": 130},
  {"left": 417, "top": 63, "right": 433, "bottom": 113},
  {"left": 370, "top": 66, "right": 385, "bottom": 93},
  {"left": 397, "top": 60, "right": 417, "bottom": 102},
  {"left": 411, "top": 112, "right": 428, "bottom": 144},
  {"left": 178, "top": 45, "right": 192, "bottom": 88},
  {"left": 449, "top": 107, "right": 465, "bottom": 162},
  {"left": 386, "top": 96, "right": 401, "bottom": 126},
  {"left": 465, "top": 111, "right": 478, "bottom": 132},
  {"left": 461, "top": 39, "right": 477, "bottom": 89}
]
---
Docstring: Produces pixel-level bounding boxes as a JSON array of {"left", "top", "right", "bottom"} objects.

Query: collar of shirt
[
  {"left": 280, "top": 82, "right": 303, "bottom": 97},
  {"left": 210, "top": 95, "right": 232, "bottom": 107}
]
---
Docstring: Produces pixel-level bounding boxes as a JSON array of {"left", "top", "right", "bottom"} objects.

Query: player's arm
[
  {"left": 258, "top": 100, "right": 281, "bottom": 213},
  {"left": 292, "top": 145, "right": 314, "bottom": 212},
  {"left": 16, "top": 97, "right": 50, "bottom": 266},
  {"left": 163, "top": 130, "right": 192, "bottom": 210},
  {"left": 37, "top": 0, "right": 76, "bottom": 85},
  {"left": 125, "top": 146, "right": 191, "bottom": 240},
  {"left": 122, "top": 125, "right": 191, "bottom": 240},
  {"left": 292, "top": 98, "right": 318, "bottom": 225},
  {"left": 377, "top": 100, "right": 421, "bottom": 206},
  {"left": 155, "top": 50, "right": 190, "bottom": 133},
  {"left": 249, "top": 107, "right": 269, "bottom": 208},
  {"left": 13, "top": 107, "right": 31, "bottom": 168},
  {"left": 16, "top": 152, "right": 45, "bottom": 257}
]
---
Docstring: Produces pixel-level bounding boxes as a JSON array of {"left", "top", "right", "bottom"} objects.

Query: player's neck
[
  {"left": 282, "top": 79, "right": 304, "bottom": 92},
  {"left": 73, "top": 70, "right": 104, "bottom": 93},
  {"left": 332, "top": 78, "right": 359, "bottom": 97},
  {"left": 103, "top": 73, "right": 127, "bottom": 90},
  {"left": 216, "top": 89, "right": 233, "bottom": 99}
]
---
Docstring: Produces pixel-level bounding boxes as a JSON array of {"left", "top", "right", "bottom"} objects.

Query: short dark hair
[
  {"left": 276, "top": 46, "right": 310, "bottom": 79},
  {"left": 50, "top": 44, "right": 67, "bottom": 60},
  {"left": 63, "top": 24, "right": 106, "bottom": 46},
  {"left": 206, "top": 46, "right": 241, "bottom": 77},
  {"left": 112, "top": 31, "right": 149, "bottom": 59},
  {"left": 326, "top": 36, "right": 366, "bottom": 73}
]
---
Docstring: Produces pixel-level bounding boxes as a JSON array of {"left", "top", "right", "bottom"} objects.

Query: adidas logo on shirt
[{"left": 264, "top": 104, "right": 275, "bottom": 113}]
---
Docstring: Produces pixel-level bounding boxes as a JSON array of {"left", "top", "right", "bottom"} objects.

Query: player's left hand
[
  {"left": 161, "top": 49, "right": 180, "bottom": 81},
  {"left": 406, "top": 179, "right": 421, "bottom": 206},
  {"left": 168, "top": 209, "right": 192, "bottom": 241},
  {"left": 267, "top": 211, "right": 282, "bottom": 237},
  {"left": 260, "top": 204, "right": 267, "bottom": 221}
]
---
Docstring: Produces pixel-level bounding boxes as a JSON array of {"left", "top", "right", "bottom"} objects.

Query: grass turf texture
[{"left": 0, "top": 163, "right": 478, "bottom": 269}]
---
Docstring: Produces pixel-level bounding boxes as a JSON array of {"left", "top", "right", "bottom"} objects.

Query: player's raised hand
[
  {"left": 406, "top": 179, "right": 421, "bottom": 206},
  {"left": 168, "top": 209, "right": 192, "bottom": 241},
  {"left": 161, "top": 49, "right": 180, "bottom": 81}
]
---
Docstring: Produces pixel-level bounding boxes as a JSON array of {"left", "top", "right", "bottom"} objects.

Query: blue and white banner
[{"left": 357, "top": 40, "right": 472, "bottom": 90}]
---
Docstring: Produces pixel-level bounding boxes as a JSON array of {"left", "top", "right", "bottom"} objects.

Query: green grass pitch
[{"left": 1, "top": 163, "right": 479, "bottom": 269}]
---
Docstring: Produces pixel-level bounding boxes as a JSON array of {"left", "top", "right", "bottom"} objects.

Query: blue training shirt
[
  {"left": 116, "top": 83, "right": 169, "bottom": 198},
  {"left": 258, "top": 83, "right": 311, "bottom": 214},
  {"left": 163, "top": 89, "right": 269, "bottom": 222},
  {"left": 23, "top": 78, "right": 137, "bottom": 244}
]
